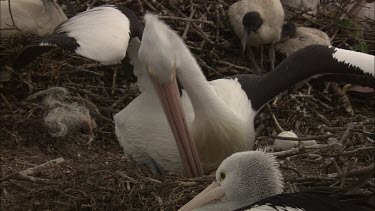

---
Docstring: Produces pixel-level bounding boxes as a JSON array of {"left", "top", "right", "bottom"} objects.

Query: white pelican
[
  {"left": 114, "top": 14, "right": 375, "bottom": 177},
  {"left": 276, "top": 22, "right": 331, "bottom": 57},
  {"left": 0, "top": 0, "right": 68, "bottom": 37},
  {"left": 228, "top": 0, "right": 285, "bottom": 71},
  {"left": 179, "top": 151, "right": 375, "bottom": 211},
  {"left": 13, "top": 5, "right": 143, "bottom": 70}
]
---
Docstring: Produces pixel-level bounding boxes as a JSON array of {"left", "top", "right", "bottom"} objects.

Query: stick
[
  {"left": 0, "top": 157, "right": 65, "bottom": 182},
  {"left": 339, "top": 122, "right": 355, "bottom": 147},
  {"left": 271, "top": 144, "right": 329, "bottom": 158},
  {"left": 7, "top": 0, "right": 16, "bottom": 27},
  {"left": 159, "top": 16, "right": 213, "bottom": 25},
  {"left": 182, "top": 6, "right": 196, "bottom": 39},
  {"left": 270, "top": 134, "right": 334, "bottom": 141},
  {"left": 329, "top": 164, "right": 375, "bottom": 178}
]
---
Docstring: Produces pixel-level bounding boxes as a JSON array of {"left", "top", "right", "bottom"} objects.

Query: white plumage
[
  {"left": 45, "top": 5, "right": 131, "bottom": 65},
  {"left": 331, "top": 46, "right": 375, "bottom": 75},
  {"left": 13, "top": 5, "right": 143, "bottom": 71},
  {"left": 276, "top": 26, "right": 331, "bottom": 56},
  {"left": 0, "top": 0, "right": 67, "bottom": 37},
  {"left": 114, "top": 15, "right": 255, "bottom": 175},
  {"left": 114, "top": 15, "right": 375, "bottom": 177}
]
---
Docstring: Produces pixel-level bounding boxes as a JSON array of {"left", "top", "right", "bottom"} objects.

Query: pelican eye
[{"left": 220, "top": 172, "right": 226, "bottom": 181}]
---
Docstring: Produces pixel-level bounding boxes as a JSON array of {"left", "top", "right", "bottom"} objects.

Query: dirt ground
[{"left": 1, "top": 0, "right": 374, "bottom": 210}]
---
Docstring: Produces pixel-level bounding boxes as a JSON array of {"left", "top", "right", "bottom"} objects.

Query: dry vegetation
[{"left": 0, "top": 0, "right": 374, "bottom": 210}]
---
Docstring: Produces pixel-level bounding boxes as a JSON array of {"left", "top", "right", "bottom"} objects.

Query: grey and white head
[{"left": 179, "top": 150, "right": 284, "bottom": 210}]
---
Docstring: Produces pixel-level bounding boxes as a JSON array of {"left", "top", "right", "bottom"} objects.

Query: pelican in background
[
  {"left": 276, "top": 21, "right": 331, "bottom": 57},
  {"left": 179, "top": 151, "right": 375, "bottom": 211},
  {"left": 0, "top": 0, "right": 69, "bottom": 37},
  {"left": 12, "top": 5, "right": 143, "bottom": 71},
  {"left": 228, "top": 0, "right": 285, "bottom": 71},
  {"left": 115, "top": 14, "right": 375, "bottom": 177}
]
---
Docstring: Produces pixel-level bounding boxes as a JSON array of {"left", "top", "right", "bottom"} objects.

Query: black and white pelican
[
  {"left": 276, "top": 22, "right": 331, "bottom": 57},
  {"left": 228, "top": 0, "right": 285, "bottom": 71},
  {"left": 114, "top": 14, "right": 375, "bottom": 177},
  {"left": 12, "top": 5, "right": 143, "bottom": 70},
  {"left": 0, "top": 0, "right": 68, "bottom": 37},
  {"left": 179, "top": 151, "right": 375, "bottom": 211}
]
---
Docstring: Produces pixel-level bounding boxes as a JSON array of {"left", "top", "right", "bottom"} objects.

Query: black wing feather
[{"left": 12, "top": 33, "right": 79, "bottom": 71}]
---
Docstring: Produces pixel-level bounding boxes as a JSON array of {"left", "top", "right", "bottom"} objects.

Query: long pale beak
[
  {"left": 149, "top": 70, "right": 203, "bottom": 178},
  {"left": 241, "top": 30, "right": 250, "bottom": 52},
  {"left": 179, "top": 182, "right": 225, "bottom": 211}
]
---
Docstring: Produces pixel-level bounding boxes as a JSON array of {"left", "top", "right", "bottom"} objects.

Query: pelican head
[
  {"left": 138, "top": 14, "right": 203, "bottom": 177},
  {"left": 179, "top": 151, "right": 284, "bottom": 210},
  {"left": 280, "top": 21, "right": 297, "bottom": 42},
  {"left": 241, "top": 11, "right": 263, "bottom": 51}
]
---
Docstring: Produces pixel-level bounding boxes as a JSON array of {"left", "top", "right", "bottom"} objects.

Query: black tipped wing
[
  {"left": 230, "top": 45, "right": 375, "bottom": 111},
  {"left": 12, "top": 34, "right": 79, "bottom": 71},
  {"left": 235, "top": 191, "right": 375, "bottom": 211},
  {"left": 12, "top": 5, "right": 144, "bottom": 71},
  {"left": 13, "top": 45, "right": 55, "bottom": 71},
  {"left": 38, "top": 33, "right": 80, "bottom": 52},
  {"left": 116, "top": 5, "right": 144, "bottom": 40}
]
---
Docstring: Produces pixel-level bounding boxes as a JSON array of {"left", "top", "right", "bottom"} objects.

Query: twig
[
  {"left": 280, "top": 165, "right": 303, "bottom": 177},
  {"left": 267, "top": 104, "right": 284, "bottom": 133},
  {"left": 330, "top": 83, "right": 354, "bottom": 116},
  {"left": 216, "top": 60, "right": 252, "bottom": 72},
  {"left": 159, "top": 16, "right": 214, "bottom": 25},
  {"left": 270, "top": 134, "right": 334, "bottom": 141},
  {"left": 7, "top": 0, "right": 16, "bottom": 27},
  {"left": 64, "top": 64, "right": 104, "bottom": 77},
  {"left": 331, "top": 158, "right": 346, "bottom": 188},
  {"left": 339, "top": 122, "right": 355, "bottom": 147},
  {"left": 287, "top": 176, "right": 338, "bottom": 182},
  {"left": 0, "top": 157, "right": 65, "bottom": 182},
  {"left": 112, "top": 67, "right": 118, "bottom": 95},
  {"left": 115, "top": 171, "right": 139, "bottom": 184},
  {"left": 182, "top": 6, "right": 196, "bottom": 39},
  {"left": 329, "top": 164, "right": 375, "bottom": 178},
  {"left": 271, "top": 144, "right": 330, "bottom": 158},
  {"left": 305, "top": 104, "right": 332, "bottom": 126},
  {"left": 0, "top": 93, "right": 11, "bottom": 108}
]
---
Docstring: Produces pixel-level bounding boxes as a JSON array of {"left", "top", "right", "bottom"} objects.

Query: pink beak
[
  {"left": 149, "top": 72, "right": 203, "bottom": 177},
  {"left": 179, "top": 181, "right": 225, "bottom": 210}
]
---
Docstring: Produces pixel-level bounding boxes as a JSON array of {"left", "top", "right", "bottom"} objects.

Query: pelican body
[
  {"left": 115, "top": 15, "right": 375, "bottom": 177},
  {"left": 0, "top": 0, "right": 67, "bottom": 37},
  {"left": 13, "top": 5, "right": 143, "bottom": 70},
  {"left": 276, "top": 25, "right": 331, "bottom": 56}
]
